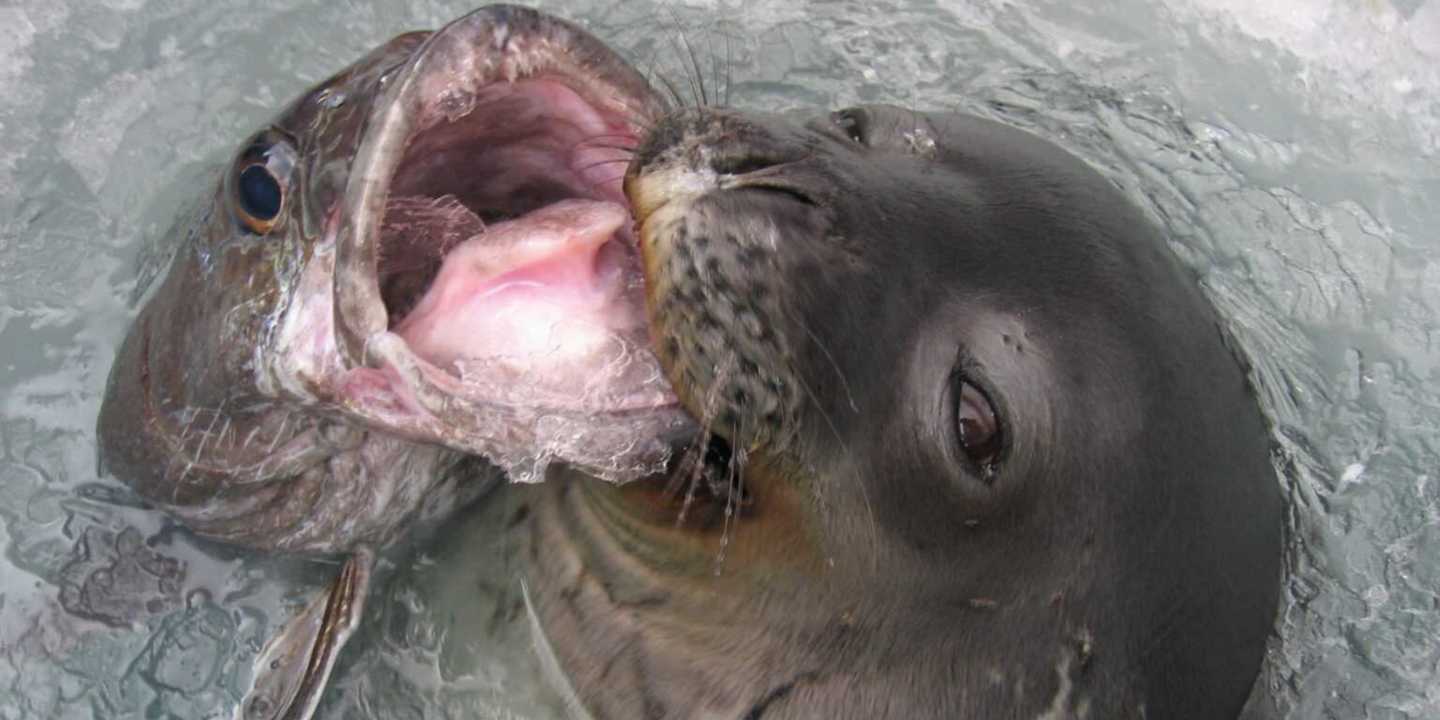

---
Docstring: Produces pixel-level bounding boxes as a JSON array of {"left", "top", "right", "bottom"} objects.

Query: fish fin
[{"left": 237, "top": 547, "right": 374, "bottom": 720}]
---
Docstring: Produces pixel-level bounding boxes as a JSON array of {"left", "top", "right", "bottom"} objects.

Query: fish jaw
[
  {"left": 97, "top": 6, "right": 696, "bottom": 553},
  {"left": 261, "top": 6, "right": 695, "bottom": 482}
]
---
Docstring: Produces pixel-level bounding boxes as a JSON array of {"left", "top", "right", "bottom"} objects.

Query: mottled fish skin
[
  {"left": 96, "top": 8, "right": 679, "bottom": 720},
  {"left": 95, "top": 5, "right": 673, "bottom": 553},
  {"left": 96, "top": 31, "right": 483, "bottom": 553}
]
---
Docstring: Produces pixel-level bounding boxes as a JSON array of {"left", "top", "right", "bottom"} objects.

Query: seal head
[{"left": 519, "top": 105, "right": 1282, "bottom": 719}]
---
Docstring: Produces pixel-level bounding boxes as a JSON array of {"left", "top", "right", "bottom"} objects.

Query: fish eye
[
  {"left": 229, "top": 130, "right": 297, "bottom": 235},
  {"left": 954, "top": 376, "right": 1003, "bottom": 479},
  {"left": 238, "top": 165, "right": 282, "bottom": 221}
]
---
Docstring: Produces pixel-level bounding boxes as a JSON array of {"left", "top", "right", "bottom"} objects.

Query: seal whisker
[
  {"left": 783, "top": 361, "right": 882, "bottom": 574},
  {"left": 677, "top": 354, "right": 738, "bottom": 529},
  {"left": 649, "top": 70, "right": 684, "bottom": 112},
  {"left": 636, "top": 30, "right": 685, "bottom": 112},
  {"left": 574, "top": 157, "right": 635, "bottom": 173},
  {"left": 734, "top": 265, "right": 879, "bottom": 566},
  {"left": 714, "top": 436, "right": 747, "bottom": 577},
  {"left": 722, "top": 25, "right": 734, "bottom": 108},
  {"left": 667, "top": 418, "right": 713, "bottom": 526},
  {"left": 573, "top": 146, "right": 636, "bottom": 162},
  {"left": 707, "top": 22, "right": 723, "bottom": 112},
  {"left": 789, "top": 310, "right": 860, "bottom": 415},
  {"left": 656, "top": 70, "right": 692, "bottom": 111},
  {"left": 665, "top": 437, "right": 706, "bottom": 521},
  {"left": 664, "top": 8, "right": 709, "bottom": 107},
  {"left": 672, "top": 433, "right": 712, "bottom": 530},
  {"left": 651, "top": 11, "right": 700, "bottom": 109},
  {"left": 574, "top": 133, "right": 640, "bottom": 149},
  {"left": 675, "top": 448, "right": 705, "bottom": 528},
  {"left": 662, "top": 419, "right": 705, "bottom": 503},
  {"left": 621, "top": 110, "right": 658, "bottom": 133},
  {"left": 710, "top": 350, "right": 745, "bottom": 575},
  {"left": 585, "top": 175, "right": 629, "bottom": 195},
  {"left": 774, "top": 287, "right": 881, "bottom": 568}
]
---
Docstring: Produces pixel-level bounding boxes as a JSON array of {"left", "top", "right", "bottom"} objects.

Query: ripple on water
[{"left": 0, "top": 0, "right": 1438, "bottom": 718}]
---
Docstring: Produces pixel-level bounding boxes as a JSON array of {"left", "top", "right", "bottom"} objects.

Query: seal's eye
[
  {"left": 831, "top": 109, "right": 864, "bottom": 144},
  {"left": 228, "top": 130, "right": 298, "bottom": 235},
  {"left": 955, "top": 379, "right": 1003, "bottom": 477}
]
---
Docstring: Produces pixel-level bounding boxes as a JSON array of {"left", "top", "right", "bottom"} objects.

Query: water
[{"left": 1, "top": 0, "right": 1437, "bottom": 717}]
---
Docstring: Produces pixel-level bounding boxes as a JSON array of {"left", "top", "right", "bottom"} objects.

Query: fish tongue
[{"left": 393, "top": 198, "right": 632, "bottom": 381}]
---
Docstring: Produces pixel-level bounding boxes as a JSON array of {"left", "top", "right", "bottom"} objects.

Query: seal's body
[{"left": 500, "top": 105, "right": 1282, "bottom": 719}]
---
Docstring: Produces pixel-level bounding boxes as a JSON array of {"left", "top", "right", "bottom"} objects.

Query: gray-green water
[{"left": 2, "top": 1, "right": 1437, "bottom": 717}]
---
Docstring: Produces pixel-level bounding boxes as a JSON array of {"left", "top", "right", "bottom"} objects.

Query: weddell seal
[
  {"left": 94, "top": 3, "right": 1280, "bottom": 719},
  {"left": 449, "top": 105, "right": 1283, "bottom": 719}
]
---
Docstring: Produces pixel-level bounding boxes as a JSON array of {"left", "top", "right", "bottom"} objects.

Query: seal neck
[{"left": 531, "top": 459, "right": 825, "bottom": 601}]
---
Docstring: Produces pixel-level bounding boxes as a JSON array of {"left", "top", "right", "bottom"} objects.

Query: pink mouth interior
[{"left": 375, "top": 79, "right": 666, "bottom": 410}]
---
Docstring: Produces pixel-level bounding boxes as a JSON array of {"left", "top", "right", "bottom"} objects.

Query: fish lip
[
  {"left": 335, "top": 4, "right": 666, "bottom": 368},
  {"left": 315, "top": 5, "right": 692, "bottom": 479}
]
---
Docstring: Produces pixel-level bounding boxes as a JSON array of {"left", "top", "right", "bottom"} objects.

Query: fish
[{"left": 95, "top": 5, "right": 686, "bottom": 718}]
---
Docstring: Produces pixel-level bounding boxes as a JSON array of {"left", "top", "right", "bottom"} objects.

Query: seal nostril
[{"left": 831, "top": 108, "right": 865, "bottom": 144}]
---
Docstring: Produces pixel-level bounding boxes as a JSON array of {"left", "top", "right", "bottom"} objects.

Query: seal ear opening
[{"left": 830, "top": 108, "right": 867, "bottom": 144}]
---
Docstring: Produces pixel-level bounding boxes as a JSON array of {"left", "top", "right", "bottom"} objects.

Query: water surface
[{"left": 2, "top": 0, "right": 1437, "bottom": 717}]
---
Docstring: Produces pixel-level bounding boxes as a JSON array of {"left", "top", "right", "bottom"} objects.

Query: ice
[{"left": 2, "top": 0, "right": 1439, "bottom": 718}]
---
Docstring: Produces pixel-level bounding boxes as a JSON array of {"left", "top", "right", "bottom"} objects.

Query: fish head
[{"left": 99, "top": 6, "right": 694, "bottom": 549}]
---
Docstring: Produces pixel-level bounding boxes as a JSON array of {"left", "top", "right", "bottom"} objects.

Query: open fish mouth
[{"left": 265, "top": 6, "right": 693, "bottom": 482}]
